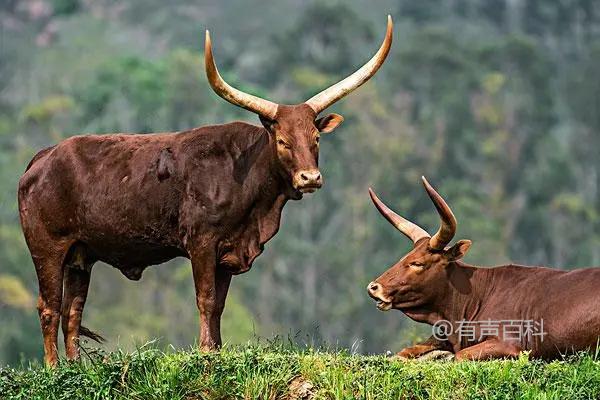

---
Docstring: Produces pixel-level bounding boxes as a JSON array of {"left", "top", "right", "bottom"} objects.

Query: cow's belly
[{"left": 85, "top": 238, "right": 187, "bottom": 280}]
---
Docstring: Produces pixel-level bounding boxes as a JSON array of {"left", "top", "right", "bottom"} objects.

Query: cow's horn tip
[{"left": 368, "top": 187, "right": 378, "bottom": 200}]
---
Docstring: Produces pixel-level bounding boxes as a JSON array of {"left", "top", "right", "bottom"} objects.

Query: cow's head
[
  {"left": 367, "top": 177, "right": 472, "bottom": 312},
  {"left": 204, "top": 17, "right": 392, "bottom": 197}
]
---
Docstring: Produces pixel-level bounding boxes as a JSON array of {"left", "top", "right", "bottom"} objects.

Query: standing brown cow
[
  {"left": 367, "top": 177, "right": 600, "bottom": 360},
  {"left": 18, "top": 17, "right": 393, "bottom": 366}
]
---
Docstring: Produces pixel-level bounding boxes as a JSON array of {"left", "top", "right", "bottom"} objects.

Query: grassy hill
[{"left": 1, "top": 343, "right": 599, "bottom": 399}]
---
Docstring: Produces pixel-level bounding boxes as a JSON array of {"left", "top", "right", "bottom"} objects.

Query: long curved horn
[
  {"left": 305, "top": 15, "right": 393, "bottom": 114},
  {"left": 421, "top": 177, "right": 457, "bottom": 250},
  {"left": 369, "top": 188, "right": 430, "bottom": 244},
  {"left": 205, "top": 30, "right": 278, "bottom": 120}
]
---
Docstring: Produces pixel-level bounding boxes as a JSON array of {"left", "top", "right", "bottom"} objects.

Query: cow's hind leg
[
  {"left": 455, "top": 338, "right": 522, "bottom": 361},
  {"left": 33, "top": 244, "right": 70, "bottom": 366},
  {"left": 397, "top": 335, "right": 454, "bottom": 359},
  {"left": 61, "top": 245, "right": 93, "bottom": 360}
]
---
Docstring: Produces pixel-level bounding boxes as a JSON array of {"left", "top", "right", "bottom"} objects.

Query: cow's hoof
[
  {"left": 417, "top": 350, "right": 455, "bottom": 361},
  {"left": 199, "top": 345, "right": 219, "bottom": 353},
  {"left": 392, "top": 350, "right": 455, "bottom": 361}
]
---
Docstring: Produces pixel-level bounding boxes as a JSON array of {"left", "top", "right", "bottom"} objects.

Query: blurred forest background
[{"left": 1, "top": 0, "right": 600, "bottom": 365}]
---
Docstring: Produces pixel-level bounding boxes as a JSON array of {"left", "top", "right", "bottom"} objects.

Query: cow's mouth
[
  {"left": 298, "top": 184, "right": 321, "bottom": 194},
  {"left": 368, "top": 282, "right": 394, "bottom": 311},
  {"left": 376, "top": 300, "right": 393, "bottom": 311}
]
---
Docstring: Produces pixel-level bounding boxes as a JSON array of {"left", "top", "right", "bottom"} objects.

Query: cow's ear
[
  {"left": 259, "top": 115, "right": 278, "bottom": 133},
  {"left": 445, "top": 240, "right": 472, "bottom": 261},
  {"left": 315, "top": 113, "right": 344, "bottom": 133}
]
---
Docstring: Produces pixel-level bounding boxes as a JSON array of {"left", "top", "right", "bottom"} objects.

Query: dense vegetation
[
  {"left": 1, "top": 0, "right": 600, "bottom": 365},
  {"left": 2, "top": 344, "right": 600, "bottom": 399}
]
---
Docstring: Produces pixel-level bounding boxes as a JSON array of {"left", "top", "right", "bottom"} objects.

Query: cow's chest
[{"left": 215, "top": 195, "right": 287, "bottom": 275}]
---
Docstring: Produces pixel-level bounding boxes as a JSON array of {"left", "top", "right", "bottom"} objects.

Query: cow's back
[{"left": 19, "top": 133, "right": 190, "bottom": 263}]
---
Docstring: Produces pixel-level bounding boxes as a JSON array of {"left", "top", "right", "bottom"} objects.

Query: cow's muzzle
[
  {"left": 293, "top": 169, "right": 322, "bottom": 193},
  {"left": 367, "top": 281, "right": 393, "bottom": 311}
]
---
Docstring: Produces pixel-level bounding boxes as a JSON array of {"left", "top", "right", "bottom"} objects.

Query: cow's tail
[{"left": 79, "top": 326, "right": 105, "bottom": 343}]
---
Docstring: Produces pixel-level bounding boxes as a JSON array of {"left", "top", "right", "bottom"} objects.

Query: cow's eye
[
  {"left": 277, "top": 139, "right": 291, "bottom": 149},
  {"left": 409, "top": 262, "right": 425, "bottom": 268}
]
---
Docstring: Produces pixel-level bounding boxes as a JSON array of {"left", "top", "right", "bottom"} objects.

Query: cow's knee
[
  {"left": 36, "top": 296, "right": 45, "bottom": 316},
  {"left": 39, "top": 308, "right": 60, "bottom": 330},
  {"left": 196, "top": 295, "right": 216, "bottom": 315},
  {"left": 69, "top": 297, "right": 86, "bottom": 316}
]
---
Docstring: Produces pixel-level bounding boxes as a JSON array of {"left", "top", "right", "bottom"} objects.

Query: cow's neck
[
  {"left": 249, "top": 130, "right": 290, "bottom": 244},
  {"left": 224, "top": 127, "right": 290, "bottom": 265},
  {"left": 441, "top": 262, "right": 497, "bottom": 323},
  {"left": 407, "top": 261, "right": 496, "bottom": 325}
]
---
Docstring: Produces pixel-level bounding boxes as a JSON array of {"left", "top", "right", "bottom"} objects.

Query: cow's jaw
[{"left": 376, "top": 300, "right": 393, "bottom": 311}]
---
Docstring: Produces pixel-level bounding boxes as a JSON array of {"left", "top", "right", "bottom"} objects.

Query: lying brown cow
[
  {"left": 18, "top": 17, "right": 393, "bottom": 366},
  {"left": 367, "top": 177, "right": 600, "bottom": 360}
]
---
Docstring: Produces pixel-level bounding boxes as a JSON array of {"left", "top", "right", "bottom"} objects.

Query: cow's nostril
[
  {"left": 369, "top": 282, "right": 380, "bottom": 292},
  {"left": 315, "top": 173, "right": 322, "bottom": 182},
  {"left": 300, "top": 173, "right": 308, "bottom": 181}
]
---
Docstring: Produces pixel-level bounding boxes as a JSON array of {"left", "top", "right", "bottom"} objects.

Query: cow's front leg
[
  {"left": 207, "top": 267, "right": 232, "bottom": 347},
  {"left": 190, "top": 245, "right": 221, "bottom": 351},
  {"left": 397, "top": 335, "right": 453, "bottom": 359},
  {"left": 455, "top": 338, "right": 522, "bottom": 361}
]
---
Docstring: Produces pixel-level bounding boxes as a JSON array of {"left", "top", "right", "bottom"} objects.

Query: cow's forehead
[
  {"left": 273, "top": 104, "right": 319, "bottom": 140},
  {"left": 398, "top": 240, "right": 432, "bottom": 262},
  {"left": 275, "top": 104, "right": 317, "bottom": 122}
]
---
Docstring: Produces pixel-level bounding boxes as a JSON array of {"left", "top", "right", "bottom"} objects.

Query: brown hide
[{"left": 368, "top": 178, "right": 600, "bottom": 360}]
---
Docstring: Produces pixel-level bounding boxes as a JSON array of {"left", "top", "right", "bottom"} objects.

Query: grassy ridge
[{"left": 1, "top": 343, "right": 599, "bottom": 399}]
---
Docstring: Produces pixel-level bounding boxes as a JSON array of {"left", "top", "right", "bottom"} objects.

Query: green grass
[{"left": 1, "top": 342, "right": 600, "bottom": 399}]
